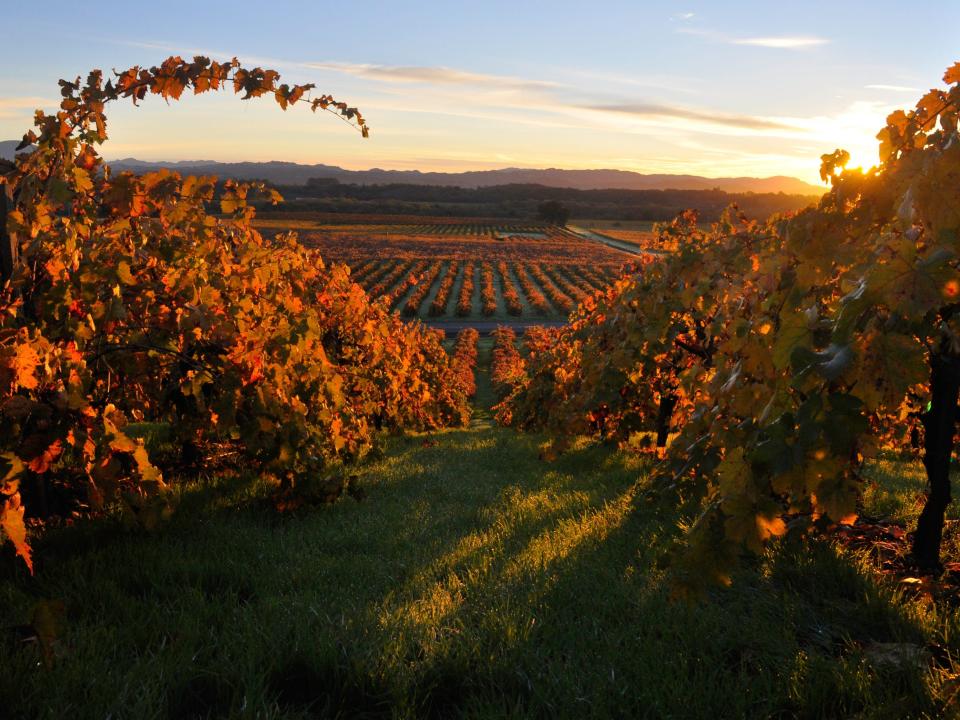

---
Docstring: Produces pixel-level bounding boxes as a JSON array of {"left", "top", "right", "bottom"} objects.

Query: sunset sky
[{"left": 1, "top": 1, "right": 957, "bottom": 185}]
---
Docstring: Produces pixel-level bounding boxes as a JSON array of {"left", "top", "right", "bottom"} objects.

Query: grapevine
[
  {"left": 456, "top": 262, "right": 476, "bottom": 317},
  {"left": 0, "top": 56, "right": 469, "bottom": 571},
  {"left": 502, "top": 62, "right": 960, "bottom": 588}
]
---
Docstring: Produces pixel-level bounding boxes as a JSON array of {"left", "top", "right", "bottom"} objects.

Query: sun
[
  {"left": 841, "top": 141, "right": 880, "bottom": 173},
  {"left": 829, "top": 102, "right": 897, "bottom": 173}
]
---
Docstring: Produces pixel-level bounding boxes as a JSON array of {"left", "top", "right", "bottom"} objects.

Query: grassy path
[{"left": 0, "top": 350, "right": 954, "bottom": 718}]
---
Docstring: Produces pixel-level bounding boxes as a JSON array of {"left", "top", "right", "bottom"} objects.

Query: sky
[{"left": 1, "top": 1, "right": 958, "bottom": 185}]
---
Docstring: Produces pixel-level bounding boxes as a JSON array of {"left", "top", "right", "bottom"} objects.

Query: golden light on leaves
[
  {"left": 0, "top": 55, "right": 462, "bottom": 576},
  {"left": 499, "top": 60, "right": 960, "bottom": 591}
]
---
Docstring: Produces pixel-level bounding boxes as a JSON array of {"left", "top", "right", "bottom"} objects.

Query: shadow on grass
[{"left": 0, "top": 423, "right": 951, "bottom": 719}]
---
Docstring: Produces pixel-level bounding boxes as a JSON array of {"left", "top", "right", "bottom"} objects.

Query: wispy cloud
[
  {"left": 305, "top": 61, "right": 559, "bottom": 92},
  {"left": 584, "top": 103, "right": 793, "bottom": 131},
  {"left": 866, "top": 83, "right": 921, "bottom": 92},
  {"left": 672, "top": 12, "right": 695, "bottom": 21},
  {"left": 732, "top": 36, "right": 828, "bottom": 48},
  {"left": 0, "top": 96, "right": 55, "bottom": 118},
  {"left": 56, "top": 44, "right": 891, "bottom": 183},
  {"left": 342, "top": 66, "right": 784, "bottom": 138},
  {"left": 313, "top": 57, "right": 894, "bottom": 159},
  {"left": 678, "top": 27, "right": 829, "bottom": 49},
  {"left": 562, "top": 68, "right": 699, "bottom": 95}
]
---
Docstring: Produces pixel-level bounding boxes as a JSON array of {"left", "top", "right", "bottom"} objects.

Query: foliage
[
  {"left": 271, "top": 178, "right": 819, "bottom": 221},
  {"left": 456, "top": 262, "right": 476, "bottom": 317},
  {"left": 480, "top": 264, "right": 497, "bottom": 316},
  {"left": 500, "top": 62, "right": 960, "bottom": 589},
  {"left": 402, "top": 262, "right": 443, "bottom": 317},
  {"left": 536, "top": 200, "right": 571, "bottom": 225},
  {"left": 496, "top": 261, "right": 524, "bottom": 316},
  {"left": 515, "top": 263, "right": 551, "bottom": 315},
  {"left": 449, "top": 328, "right": 479, "bottom": 399},
  {"left": 0, "top": 56, "right": 468, "bottom": 571},
  {"left": 428, "top": 261, "right": 459, "bottom": 316},
  {"left": 297, "top": 220, "right": 626, "bottom": 264},
  {"left": 490, "top": 327, "right": 526, "bottom": 409}
]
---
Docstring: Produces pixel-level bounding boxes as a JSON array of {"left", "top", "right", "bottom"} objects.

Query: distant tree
[
  {"left": 306, "top": 176, "right": 341, "bottom": 188},
  {"left": 537, "top": 200, "right": 570, "bottom": 225}
]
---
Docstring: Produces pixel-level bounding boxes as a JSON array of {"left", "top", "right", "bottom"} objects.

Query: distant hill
[
  {"left": 0, "top": 140, "right": 825, "bottom": 195},
  {"left": 0, "top": 140, "right": 27, "bottom": 161},
  {"left": 104, "top": 156, "right": 822, "bottom": 195}
]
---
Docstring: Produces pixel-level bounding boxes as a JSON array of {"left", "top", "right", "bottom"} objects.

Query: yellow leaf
[
  {"left": 772, "top": 307, "right": 814, "bottom": 370},
  {"left": 12, "top": 343, "right": 40, "bottom": 390},
  {"left": 1, "top": 493, "right": 33, "bottom": 573},
  {"left": 109, "top": 432, "right": 137, "bottom": 453},
  {"left": 716, "top": 447, "right": 750, "bottom": 497},
  {"left": 116, "top": 261, "right": 136, "bottom": 285},
  {"left": 72, "top": 166, "right": 93, "bottom": 193},
  {"left": 133, "top": 445, "right": 163, "bottom": 484}
]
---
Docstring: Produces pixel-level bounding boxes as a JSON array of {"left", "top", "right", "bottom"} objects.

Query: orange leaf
[
  {"left": 27, "top": 439, "right": 63, "bottom": 474},
  {"left": 944, "top": 62, "right": 960, "bottom": 85},
  {"left": 12, "top": 343, "right": 40, "bottom": 390},
  {"left": 1, "top": 493, "right": 33, "bottom": 573}
]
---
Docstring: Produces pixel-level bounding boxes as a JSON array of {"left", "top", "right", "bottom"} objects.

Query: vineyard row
[{"left": 353, "top": 259, "right": 619, "bottom": 318}]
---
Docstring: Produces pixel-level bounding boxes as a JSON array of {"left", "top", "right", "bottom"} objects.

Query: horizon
[
  {"left": 93, "top": 154, "right": 824, "bottom": 193},
  {"left": 2, "top": 1, "right": 958, "bottom": 184}
]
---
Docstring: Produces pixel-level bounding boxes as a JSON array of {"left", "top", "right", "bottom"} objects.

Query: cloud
[
  {"left": 69, "top": 43, "right": 885, "bottom": 184},
  {"left": 0, "top": 97, "right": 52, "bottom": 108},
  {"left": 672, "top": 12, "right": 695, "bottom": 21},
  {"left": 866, "top": 84, "right": 921, "bottom": 92},
  {"left": 583, "top": 103, "right": 793, "bottom": 131},
  {"left": 0, "top": 96, "right": 55, "bottom": 118},
  {"left": 731, "top": 36, "right": 828, "bottom": 48},
  {"left": 305, "top": 61, "right": 560, "bottom": 93},
  {"left": 677, "top": 27, "right": 828, "bottom": 49},
  {"left": 562, "top": 68, "right": 699, "bottom": 94}
]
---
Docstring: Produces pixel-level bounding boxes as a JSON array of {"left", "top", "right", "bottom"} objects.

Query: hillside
[
  {"left": 0, "top": 140, "right": 24, "bottom": 161},
  {"left": 106, "top": 159, "right": 824, "bottom": 194},
  {"left": 1, "top": 139, "right": 825, "bottom": 196},
  {"left": 1, "top": 141, "right": 822, "bottom": 195}
]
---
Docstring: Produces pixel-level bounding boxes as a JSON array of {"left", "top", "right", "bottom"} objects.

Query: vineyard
[
  {"left": 3, "top": 49, "right": 960, "bottom": 720},
  {"left": 261, "top": 220, "right": 628, "bottom": 321}
]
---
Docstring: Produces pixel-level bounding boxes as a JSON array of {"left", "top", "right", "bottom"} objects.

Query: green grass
[{"left": 1, "top": 346, "right": 958, "bottom": 718}]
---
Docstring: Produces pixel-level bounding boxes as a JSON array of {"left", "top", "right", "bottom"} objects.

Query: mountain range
[{"left": 0, "top": 140, "right": 823, "bottom": 195}]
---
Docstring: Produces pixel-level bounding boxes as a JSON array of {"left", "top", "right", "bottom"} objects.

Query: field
[{"left": 255, "top": 217, "right": 631, "bottom": 322}]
